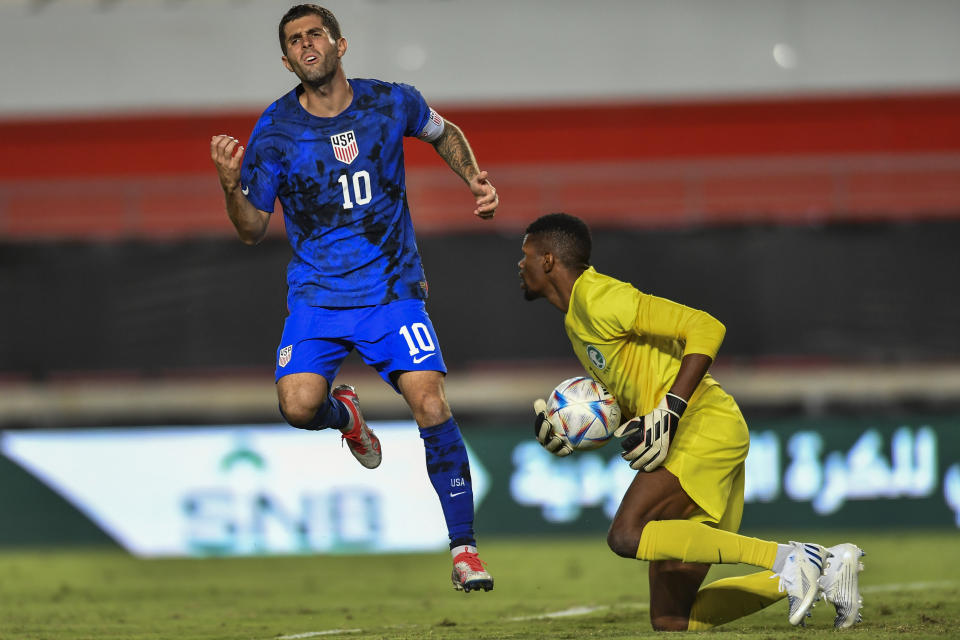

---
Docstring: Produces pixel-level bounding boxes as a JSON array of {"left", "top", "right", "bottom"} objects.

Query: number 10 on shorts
[{"left": 399, "top": 323, "right": 436, "bottom": 361}]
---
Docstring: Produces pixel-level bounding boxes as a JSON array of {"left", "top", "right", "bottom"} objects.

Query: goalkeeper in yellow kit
[{"left": 519, "top": 213, "right": 865, "bottom": 631}]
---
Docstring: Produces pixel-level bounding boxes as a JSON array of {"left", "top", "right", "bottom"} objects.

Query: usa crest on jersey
[{"left": 330, "top": 130, "right": 358, "bottom": 164}]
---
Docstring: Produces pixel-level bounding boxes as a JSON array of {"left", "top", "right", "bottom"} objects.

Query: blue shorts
[{"left": 274, "top": 298, "right": 448, "bottom": 392}]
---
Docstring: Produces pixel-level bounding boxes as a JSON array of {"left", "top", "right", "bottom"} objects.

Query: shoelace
[
  {"left": 771, "top": 566, "right": 795, "bottom": 594},
  {"left": 455, "top": 552, "right": 487, "bottom": 572},
  {"left": 341, "top": 427, "right": 368, "bottom": 451},
  {"left": 775, "top": 574, "right": 790, "bottom": 594}
]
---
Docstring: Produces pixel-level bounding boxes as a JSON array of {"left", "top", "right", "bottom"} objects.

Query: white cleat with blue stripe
[
  {"left": 777, "top": 541, "right": 829, "bottom": 626},
  {"left": 820, "top": 543, "right": 866, "bottom": 629}
]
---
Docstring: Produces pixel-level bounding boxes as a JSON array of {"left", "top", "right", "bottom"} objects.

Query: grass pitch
[{"left": 0, "top": 530, "right": 957, "bottom": 639}]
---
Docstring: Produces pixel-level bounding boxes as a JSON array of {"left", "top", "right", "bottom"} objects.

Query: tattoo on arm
[{"left": 432, "top": 121, "right": 479, "bottom": 184}]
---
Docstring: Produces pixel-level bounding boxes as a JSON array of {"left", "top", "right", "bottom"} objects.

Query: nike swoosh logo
[
  {"left": 412, "top": 352, "right": 436, "bottom": 364},
  {"left": 241, "top": 185, "right": 250, "bottom": 196},
  {"left": 449, "top": 491, "right": 467, "bottom": 498}
]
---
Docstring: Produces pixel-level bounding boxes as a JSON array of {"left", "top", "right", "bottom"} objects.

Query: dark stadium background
[{"left": 2, "top": 92, "right": 959, "bottom": 425}]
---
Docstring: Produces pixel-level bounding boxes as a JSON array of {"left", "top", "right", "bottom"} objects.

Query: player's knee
[
  {"left": 606, "top": 521, "right": 643, "bottom": 559},
  {"left": 278, "top": 400, "right": 317, "bottom": 428},
  {"left": 650, "top": 614, "right": 689, "bottom": 632},
  {"left": 276, "top": 383, "right": 327, "bottom": 428},
  {"left": 410, "top": 394, "right": 451, "bottom": 427}
]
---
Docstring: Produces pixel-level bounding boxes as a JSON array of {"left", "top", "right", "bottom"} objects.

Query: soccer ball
[{"left": 546, "top": 376, "right": 621, "bottom": 451}]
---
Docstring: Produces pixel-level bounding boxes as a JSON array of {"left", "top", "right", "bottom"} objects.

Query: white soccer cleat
[
  {"left": 819, "top": 543, "right": 865, "bottom": 629},
  {"left": 776, "top": 541, "right": 829, "bottom": 626},
  {"left": 332, "top": 385, "right": 382, "bottom": 469},
  {"left": 451, "top": 550, "right": 494, "bottom": 593}
]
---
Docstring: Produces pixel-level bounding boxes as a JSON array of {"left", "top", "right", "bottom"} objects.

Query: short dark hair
[
  {"left": 524, "top": 213, "right": 592, "bottom": 269},
  {"left": 279, "top": 4, "right": 342, "bottom": 54}
]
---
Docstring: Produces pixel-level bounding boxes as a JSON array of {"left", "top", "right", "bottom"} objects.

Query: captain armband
[{"left": 416, "top": 108, "right": 445, "bottom": 142}]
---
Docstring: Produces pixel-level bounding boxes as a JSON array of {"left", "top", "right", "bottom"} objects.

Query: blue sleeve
[
  {"left": 239, "top": 114, "right": 282, "bottom": 213},
  {"left": 394, "top": 83, "right": 432, "bottom": 138}
]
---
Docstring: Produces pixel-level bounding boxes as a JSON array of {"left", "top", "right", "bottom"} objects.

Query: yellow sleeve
[
  {"left": 576, "top": 278, "right": 642, "bottom": 340},
  {"left": 635, "top": 293, "right": 726, "bottom": 360},
  {"left": 565, "top": 268, "right": 727, "bottom": 418}
]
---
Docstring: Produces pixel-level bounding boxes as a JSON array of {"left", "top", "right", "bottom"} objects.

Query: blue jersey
[{"left": 241, "top": 78, "right": 434, "bottom": 308}]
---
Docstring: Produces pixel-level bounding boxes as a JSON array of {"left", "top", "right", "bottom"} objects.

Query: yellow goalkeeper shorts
[{"left": 663, "top": 384, "right": 750, "bottom": 532}]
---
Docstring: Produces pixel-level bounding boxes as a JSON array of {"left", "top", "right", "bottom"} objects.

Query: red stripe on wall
[
  {"left": 2, "top": 92, "right": 960, "bottom": 179},
  {"left": 2, "top": 92, "right": 960, "bottom": 238},
  {"left": 409, "top": 91, "right": 960, "bottom": 166}
]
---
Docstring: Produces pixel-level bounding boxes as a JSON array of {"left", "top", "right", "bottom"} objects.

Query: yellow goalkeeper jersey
[{"left": 564, "top": 267, "right": 726, "bottom": 420}]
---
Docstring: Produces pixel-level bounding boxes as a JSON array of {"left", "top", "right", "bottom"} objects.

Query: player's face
[
  {"left": 518, "top": 235, "right": 547, "bottom": 301},
  {"left": 281, "top": 15, "right": 344, "bottom": 86}
]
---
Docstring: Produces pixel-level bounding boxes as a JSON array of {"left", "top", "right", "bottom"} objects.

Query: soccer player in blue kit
[{"left": 209, "top": 4, "right": 496, "bottom": 592}]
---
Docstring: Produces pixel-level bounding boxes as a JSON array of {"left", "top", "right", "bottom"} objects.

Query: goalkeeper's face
[{"left": 518, "top": 235, "right": 547, "bottom": 301}]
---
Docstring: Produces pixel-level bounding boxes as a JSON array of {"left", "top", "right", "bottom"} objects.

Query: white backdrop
[
  {"left": 1, "top": 422, "right": 491, "bottom": 556},
  {"left": 1, "top": 0, "right": 959, "bottom": 116}
]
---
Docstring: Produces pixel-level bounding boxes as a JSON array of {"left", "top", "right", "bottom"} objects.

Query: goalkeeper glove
[
  {"left": 614, "top": 392, "right": 688, "bottom": 472},
  {"left": 532, "top": 399, "right": 573, "bottom": 457}
]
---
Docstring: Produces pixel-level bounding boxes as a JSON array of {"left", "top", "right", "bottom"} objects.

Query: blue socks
[
  {"left": 284, "top": 405, "right": 476, "bottom": 548},
  {"left": 420, "top": 417, "right": 476, "bottom": 549}
]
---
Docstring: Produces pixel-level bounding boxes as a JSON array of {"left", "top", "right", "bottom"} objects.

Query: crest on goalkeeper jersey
[
  {"left": 278, "top": 345, "right": 293, "bottom": 368},
  {"left": 586, "top": 345, "right": 606, "bottom": 370},
  {"left": 330, "top": 130, "right": 358, "bottom": 164}
]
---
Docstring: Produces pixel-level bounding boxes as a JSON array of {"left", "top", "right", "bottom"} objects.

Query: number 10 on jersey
[
  {"left": 338, "top": 170, "right": 372, "bottom": 209},
  {"left": 399, "top": 323, "right": 436, "bottom": 358}
]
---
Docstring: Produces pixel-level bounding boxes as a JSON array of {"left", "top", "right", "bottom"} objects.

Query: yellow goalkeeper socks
[
  {"left": 686, "top": 570, "right": 785, "bottom": 630},
  {"left": 636, "top": 520, "right": 777, "bottom": 568}
]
